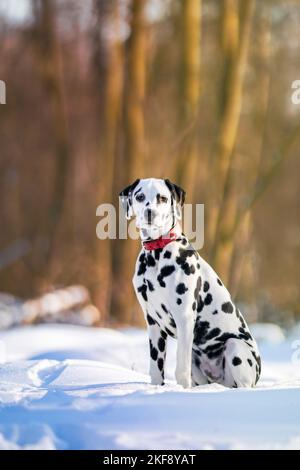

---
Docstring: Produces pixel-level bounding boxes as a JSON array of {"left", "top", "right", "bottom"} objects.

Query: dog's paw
[
  {"left": 150, "top": 371, "right": 164, "bottom": 386},
  {"left": 175, "top": 371, "right": 191, "bottom": 389},
  {"left": 150, "top": 377, "right": 164, "bottom": 386}
]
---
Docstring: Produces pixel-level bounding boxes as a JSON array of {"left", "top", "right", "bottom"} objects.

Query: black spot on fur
[
  {"left": 205, "top": 327, "right": 221, "bottom": 341},
  {"left": 203, "top": 281, "right": 210, "bottom": 293},
  {"left": 175, "top": 248, "right": 197, "bottom": 275},
  {"left": 137, "top": 253, "right": 147, "bottom": 276},
  {"left": 212, "top": 309, "right": 218, "bottom": 315},
  {"left": 216, "top": 332, "right": 239, "bottom": 343},
  {"left": 161, "top": 303, "right": 168, "bottom": 314},
  {"left": 204, "top": 342, "right": 223, "bottom": 353},
  {"left": 158, "top": 337, "right": 166, "bottom": 352},
  {"left": 156, "top": 311, "right": 162, "bottom": 319},
  {"left": 194, "top": 356, "right": 200, "bottom": 368},
  {"left": 147, "top": 314, "right": 156, "bottom": 325},
  {"left": 221, "top": 301, "right": 234, "bottom": 313},
  {"left": 137, "top": 284, "right": 148, "bottom": 301},
  {"left": 202, "top": 342, "right": 225, "bottom": 359},
  {"left": 193, "top": 348, "right": 202, "bottom": 357},
  {"left": 169, "top": 317, "right": 176, "bottom": 329},
  {"left": 192, "top": 302, "right": 196, "bottom": 311},
  {"left": 146, "top": 254, "right": 156, "bottom": 267},
  {"left": 157, "top": 265, "right": 175, "bottom": 287},
  {"left": 146, "top": 280, "right": 154, "bottom": 291},
  {"left": 150, "top": 344, "right": 158, "bottom": 361},
  {"left": 238, "top": 327, "right": 252, "bottom": 341},
  {"left": 193, "top": 277, "right": 204, "bottom": 313},
  {"left": 163, "top": 250, "right": 172, "bottom": 259},
  {"left": 197, "top": 263, "right": 200, "bottom": 269},
  {"left": 197, "top": 296, "right": 204, "bottom": 313},
  {"left": 232, "top": 356, "right": 242, "bottom": 366},
  {"left": 161, "top": 330, "right": 167, "bottom": 340},
  {"left": 176, "top": 298, "right": 182, "bottom": 305},
  {"left": 155, "top": 248, "right": 163, "bottom": 261},
  {"left": 194, "top": 321, "right": 210, "bottom": 345},
  {"left": 247, "top": 359, "right": 253, "bottom": 367},
  {"left": 204, "top": 293, "right": 213, "bottom": 305},
  {"left": 236, "top": 308, "right": 247, "bottom": 328},
  {"left": 157, "top": 358, "right": 164, "bottom": 371},
  {"left": 217, "top": 278, "right": 223, "bottom": 286},
  {"left": 165, "top": 327, "right": 175, "bottom": 337},
  {"left": 176, "top": 283, "right": 188, "bottom": 295},
  {"left": 251, "top": 350, "right": 262, "bottom": 376}
]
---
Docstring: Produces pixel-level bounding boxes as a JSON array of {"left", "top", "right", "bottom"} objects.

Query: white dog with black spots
[{"left": 120, "top": 178, "right": 261, "bottom": 389}]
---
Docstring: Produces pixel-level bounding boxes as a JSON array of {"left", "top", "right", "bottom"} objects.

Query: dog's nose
[{"left": 145, "top": 208, "right": 155, "bottom": 224}]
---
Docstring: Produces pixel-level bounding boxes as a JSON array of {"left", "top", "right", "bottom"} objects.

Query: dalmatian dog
[{"left": 119, "top": 178, "right": 261, "bottom": 388}]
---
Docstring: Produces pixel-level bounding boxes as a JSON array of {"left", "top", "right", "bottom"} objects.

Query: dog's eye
[
  {"left": 160, "top": 196, "right": 168, "bottom": 203},
  {"left": 136, "top": 193, "right": 145, "bottom": 202}
]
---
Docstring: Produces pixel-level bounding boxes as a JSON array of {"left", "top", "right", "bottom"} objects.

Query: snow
[
  {"left": 0, "top": 323, "right": 300, "bottom": 450},
  {"left": 250, "top": 323, "right": 286, "bottom": 344}
]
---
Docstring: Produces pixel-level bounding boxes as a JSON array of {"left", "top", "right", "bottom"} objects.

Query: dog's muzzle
[{"left": 144, "top": 208, "right": 157, "bottom": 225}]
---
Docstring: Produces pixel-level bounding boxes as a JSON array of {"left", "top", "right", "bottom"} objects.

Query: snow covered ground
[{"left": 0, "top": 323, "right": 300, "bottom": 450}]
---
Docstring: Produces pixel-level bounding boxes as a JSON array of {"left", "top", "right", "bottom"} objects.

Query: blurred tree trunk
[
  {"left": 31, "top": 0, "right": 71, "bottom": 282},
  {"left": 229, "top": 9, "right": 272, "bottom": 298},
  {"left": 176, "top": 0, "right": 201, "bottom": 198},
  {"left": 92, "top": 0, "right": 124, "bottom": 322},
  {"left": 124, "top": 0, "right": 146, "bottom": 181},
  {"left": 209, "top": 0, "right": 255, "bottom": 284},
  {"left": 111, "top": 0, "right": 146, "bottom": 324},
  {"left": 207, "top": 0, "right": 239, "bottom": 255}
]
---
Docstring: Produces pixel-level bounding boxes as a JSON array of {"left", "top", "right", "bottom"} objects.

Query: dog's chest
[{"left": 133, "top": 249, "right": 178, "bottom": 335}]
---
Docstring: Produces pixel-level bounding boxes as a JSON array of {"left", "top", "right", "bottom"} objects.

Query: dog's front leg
[
  {"left": 147, "top": 323, "right": 167, "bottom": 386},
  {"left": 174, "top": 315, "right": 193, "bottom": 388}
]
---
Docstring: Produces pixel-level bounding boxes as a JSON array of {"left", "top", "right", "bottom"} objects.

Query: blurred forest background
[{"left": 0, "top": 0, "right": 300, "bottom": 327}]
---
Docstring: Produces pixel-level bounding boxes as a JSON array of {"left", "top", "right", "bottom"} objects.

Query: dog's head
[{"left": 119, "top": 178, "right": 185, "bottom": 240}]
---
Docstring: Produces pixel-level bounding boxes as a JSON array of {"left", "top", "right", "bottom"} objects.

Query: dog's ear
[
  {"left": 164, "top": 179, "right": 186, "bottom": 206},
  {"left": 165, "top": 179, "right": 185, "bottom": 220},
  {"left": 119, "top": 179, "right": 140, "bottom": 220}
]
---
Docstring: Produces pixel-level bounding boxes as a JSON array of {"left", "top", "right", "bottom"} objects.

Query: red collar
[{"left": 143, "top": 228, "right": 178, "bottom": 251}]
